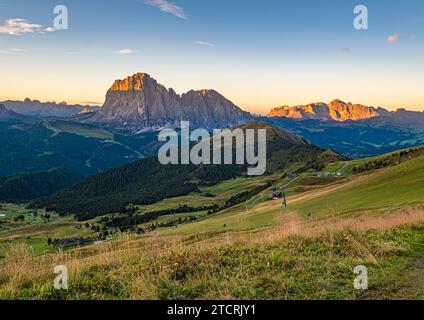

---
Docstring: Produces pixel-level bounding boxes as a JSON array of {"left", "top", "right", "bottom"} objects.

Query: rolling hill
[
  {"left": 0, "top": 104, "right": 36, "bottom": 127},
  {"left": 0, "top": 168, "right": 83, "bottom": 202},
  {"left": 0, "top": 119, "right": 160, "bottom": 177},
  {"left": 31, "top": 122, "right": 344, "bottom": 219}
]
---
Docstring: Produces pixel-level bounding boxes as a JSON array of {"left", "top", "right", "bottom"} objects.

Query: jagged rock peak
[
  {"left": 110, "top": 73, "right": 158, "bottom": 92},
  {"left": 327, "top": 99, "right": 380, "bottom": 121},
  {"left": 198, "top": 89, "right": 217, "bottom": 95},
  {"left": 90, "top": 72, "right": 252, "bottom": 131}
]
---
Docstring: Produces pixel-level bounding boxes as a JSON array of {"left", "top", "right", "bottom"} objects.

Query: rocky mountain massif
[
  {"left": 268, "top": 99, "right": 419, "bottom": 121},
  {"left": 84, "top": 73, "right": 252, "bottom": 131},
  {"left": 268, "top": 99, "right": 424, "bottom": 133},
  {"left": 268, "top": 99, "right": 386, "bottom": 121}
]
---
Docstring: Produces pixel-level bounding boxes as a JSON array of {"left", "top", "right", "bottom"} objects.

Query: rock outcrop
[
  {"left": 268, "top": 99, "right": 382, "bottom": 121},
  {"left": 88, "top": 73, "right": 252, "bottom": 131},
  {"left": 180, "top": 89, "right": 252, "bottom": 128}
]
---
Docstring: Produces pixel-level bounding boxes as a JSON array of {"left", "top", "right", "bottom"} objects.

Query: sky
[{"left": 0, "top": 0, "right": 423, "bottom": 114}]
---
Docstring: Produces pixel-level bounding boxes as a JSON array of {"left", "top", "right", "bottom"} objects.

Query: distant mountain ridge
[
  {"left": 1, "top": 98, "right": 100, "bottom": 118},
  {"left": 262, "top": 116, "right": 424, "bottom": 158},
  {"left": 362, "top": 108, "right": 424, "bottom": 132},
  {"left": 0, "top": 103, "right": 36, "bottom": 125},
  {"left": 84, "top": 73, "right": 252, "bottom": 131},
  {"left": 267, "top": 99, "right": 423, "bottom": 125}
]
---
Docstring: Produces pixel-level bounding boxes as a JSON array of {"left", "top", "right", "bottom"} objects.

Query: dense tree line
[
  {"left": 30, "top": 157, "right": 200, "bottom": 219},
  {"left": 295, "top": 159, "right": 326, "bottom": 173},
  {"left": 353, "top": 148, "right": 424, "bottom": 174},
  {"left": 223, "top": 183, "right": 271, "bottom": 208},
  {"left": 30, "top": 156, "right": 248, "bottom": 219},
  {"left": 105, "top": 182, "right": 272, "bottom": 232},
  {"left": 0, "top": 168, "right": 83, "bottom": 202},
  {"left": 104, "top": 204, "right": 218, "bottom": 229}
]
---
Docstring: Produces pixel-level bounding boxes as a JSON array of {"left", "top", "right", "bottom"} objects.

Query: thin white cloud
[
  {"left": 0, "top": 18, "right": 55, "bottom": 35},
  {"left": 9, "top": 48, "right": 27, "bottom": 52},
  {"left": 195, "top": 41, "right": 215, "bottom": 47},
  {"left": 0, "top": 47, "right": 27, "bottom": 54},
  {"left": 387, "top": 34, "right": 399, "bottom": 44},
  {"left": 114, "top": 49, "right": 135, "bottom": 55},
  {"left": 0, "top": 50, "right": 14, "bottom": 55},
  {"left": 145, "top": 0, "right": 187, "bottom": 20}
]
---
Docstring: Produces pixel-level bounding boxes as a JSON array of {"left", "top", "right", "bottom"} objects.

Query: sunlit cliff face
[{"left": 267, "top": 99, "right": 382, "bottom": 121}]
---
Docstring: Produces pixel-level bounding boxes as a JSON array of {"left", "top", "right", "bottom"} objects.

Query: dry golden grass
[
  {"left": 1, "top": 206, "right": 424, "bottom": 299},
  {"left": 194, "top": 206, "right": 424, "bottom": 248}
]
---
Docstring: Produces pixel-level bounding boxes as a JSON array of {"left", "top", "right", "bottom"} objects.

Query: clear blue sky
[{"left": 0, "top": 0, "right": 423, "bottom": 113}]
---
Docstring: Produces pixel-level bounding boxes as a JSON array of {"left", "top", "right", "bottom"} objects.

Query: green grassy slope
[
  {"left": 0, "top": 204, "right": 96, "bottom": 256},
  {"left": 154, "top": 151, "right": 424, "bottom": 236},
  {"left": 286, "top": 153, "right": 424, "bottom": 217}
]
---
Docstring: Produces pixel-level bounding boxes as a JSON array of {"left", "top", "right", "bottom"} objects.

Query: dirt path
[
  {"left": 387, "top": 254, "right": 424, "bottom": 299},
  {"left": 245, "top": 175, "right": 300, "bottom": 209},
  {"left": 283, "top": 175, "right": 301, "bottom": 188},
  {"left": 360, "top": 253, "right": 424, "bottom": 300},
  {"left": 337, "top": 163, "right": 351, "bottom": 175}
]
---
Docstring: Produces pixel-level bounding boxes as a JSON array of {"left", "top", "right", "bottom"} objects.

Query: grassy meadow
[{"left": 1, "top": 207, "right": 424, "bottom": 299}]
